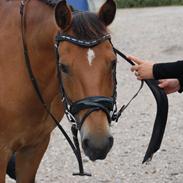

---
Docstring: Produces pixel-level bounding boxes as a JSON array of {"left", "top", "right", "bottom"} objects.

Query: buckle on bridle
[
  {"left": 65, "top": 110, "right": 77, "bottom": 123},
  {"left": 111, "top": 105, "right": 125, "bottom": 122},
  {"left": 20, "top": 0, "right": 25, "bottom": 16}
]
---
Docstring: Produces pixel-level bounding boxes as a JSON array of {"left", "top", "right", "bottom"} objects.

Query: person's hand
[
  {"left": 128, "top": 55, "right": 154, "bottom": 80},
  {"left": 158, "top": 79, "right": 180, "bottom": 94}
]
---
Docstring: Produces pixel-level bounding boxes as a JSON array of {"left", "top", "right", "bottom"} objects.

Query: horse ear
[
  {"left": 98, "top": 0, "right": 116, "bottom": 26},
  {"left": 55, "top": 0, "right": 72, "bottom": 31}
]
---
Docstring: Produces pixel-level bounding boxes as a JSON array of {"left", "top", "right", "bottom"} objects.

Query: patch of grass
[{"left": 116, "top": 0, "right": 183, "bottom": 8}]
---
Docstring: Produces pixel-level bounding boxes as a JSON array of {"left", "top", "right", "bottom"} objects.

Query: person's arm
[
  {"left": 149, "top": 61, "right": 183, "bottom": 93},
  {"left": 128, "top": 56, "right": 183, "bottom": 94},
  {"left": 129, "top": 56, "right": 183, "bottom": 80},
  {"left": 153, "top": 61, "right": 183, "bottom": 80}
]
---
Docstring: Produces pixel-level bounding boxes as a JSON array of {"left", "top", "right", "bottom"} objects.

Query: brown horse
[{"left": 0, "top": 0, "right": 117, "bottom": 182}]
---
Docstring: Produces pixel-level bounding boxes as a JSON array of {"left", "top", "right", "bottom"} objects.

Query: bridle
[
  {"left": 19, "top": 0, "right": 168, "bottom": 177},
  {"left": 55, "top": 34, "right": 115, "bottom": 130},
  {"left": 54, "top": 33, "right": 142, "bottom": 130}
]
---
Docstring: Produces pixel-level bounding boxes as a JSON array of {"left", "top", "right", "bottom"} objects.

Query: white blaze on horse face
[{"left": 87, "top": 48, "right": 95, "bottom": 66}]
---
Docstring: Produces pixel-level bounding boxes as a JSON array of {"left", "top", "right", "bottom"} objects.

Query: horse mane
[
  {"left": 71, "top": 12, "right": 108, "bottom": 40},
  {"left": 39, "top": 0, "right": 60, "bottom": 7}
]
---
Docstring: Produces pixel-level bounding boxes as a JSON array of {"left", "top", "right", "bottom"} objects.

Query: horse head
[{"left": 54, "top": 0, "right": 117, "bottom": 161}]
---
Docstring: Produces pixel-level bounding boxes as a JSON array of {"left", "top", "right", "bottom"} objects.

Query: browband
[{"left": 55, "top": 34, "right": 111, "bottom": 48}]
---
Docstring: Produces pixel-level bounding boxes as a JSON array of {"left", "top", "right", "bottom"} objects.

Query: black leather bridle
[
  {"left": 20, "top": 0, "right": 168, "bottom": 177},
  {"left": 55, "top": 34, "right": 114, "bottom": 130},
  {"left": 54, "top": 33, "right": 143, "bottom": 131}
]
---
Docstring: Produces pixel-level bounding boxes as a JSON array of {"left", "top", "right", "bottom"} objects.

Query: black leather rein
[{"left": 114, "top": 48, "right": 169, "bottom": 163}]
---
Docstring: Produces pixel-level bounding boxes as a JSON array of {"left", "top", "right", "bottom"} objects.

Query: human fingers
[
  {"left": 127, "top": 55, "right": 144, "bottom": 65},
  {"left": 135, "top": 71, "right": 140, "bottom": 77},
  {"left": 137, "top": 75, "right": 143, "bottom": 80},
  {"left": 159, "top": 79, "right": 166, "bottom": 83},
  {"left": 158, "top": 80, "right": 166, "bottom": 88},
  {"left": 158, "top": 80, "right": 168, "bottom": 88},
  {"left": 131, "top": 65, "right": 139, "bottom": 72}
]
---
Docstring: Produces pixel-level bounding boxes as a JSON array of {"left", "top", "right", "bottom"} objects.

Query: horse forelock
[
  {"left": 71, "top": 12, "right": 108, "bottom": 41},
  {"left": 39, "top": 0, "right": 60, "bottom": 7}
]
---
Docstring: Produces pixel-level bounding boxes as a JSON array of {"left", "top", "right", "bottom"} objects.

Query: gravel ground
[{"left": 7, "top": 6, "right": 183, "bottom": 183}]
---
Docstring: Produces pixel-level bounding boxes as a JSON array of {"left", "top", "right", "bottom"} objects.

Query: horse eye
[{"left": 59, "top": 63, "right": 69, "bottom": 73}]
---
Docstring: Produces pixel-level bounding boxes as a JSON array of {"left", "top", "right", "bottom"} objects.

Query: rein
[
  {"left": 19, "top": 0, "right": 168, "bottom": 177},
  {"left": 20, "top": 0, "right": 90, "bottom": 176}
]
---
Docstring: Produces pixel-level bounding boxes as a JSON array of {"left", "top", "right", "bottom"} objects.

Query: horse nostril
[
  {"left": 108, "top": 136, "right": 114, "bottom": 148},
  {"left": 82, "top": 138, "right": 89, "bottom": 150},
  {"left": 81, "top": 136, "right": 114, "bottom": 161}
]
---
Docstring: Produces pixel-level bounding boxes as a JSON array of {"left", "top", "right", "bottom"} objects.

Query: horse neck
[{"left": 25, "top": 1, "right": 59, "bottom": 99}]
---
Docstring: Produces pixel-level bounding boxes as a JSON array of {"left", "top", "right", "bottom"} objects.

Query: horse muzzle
[
  {"left": 69, "top": 96, "right": 114, "bottom": 161},
  {"left": 82, "top": 135, "right": 114, "bottom": 161}
]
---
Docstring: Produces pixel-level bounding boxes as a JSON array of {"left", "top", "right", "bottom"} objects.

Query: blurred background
[
  {"left": 116, "top": 0, "right": 183, "bottom": 8},
  {"left": 66, "top": 0, "right": 183, "bottom": 11}
]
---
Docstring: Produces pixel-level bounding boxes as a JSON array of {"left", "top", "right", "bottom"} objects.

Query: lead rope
[{"left": 20, "top": 0, "right": 90, "bottom": 176}]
